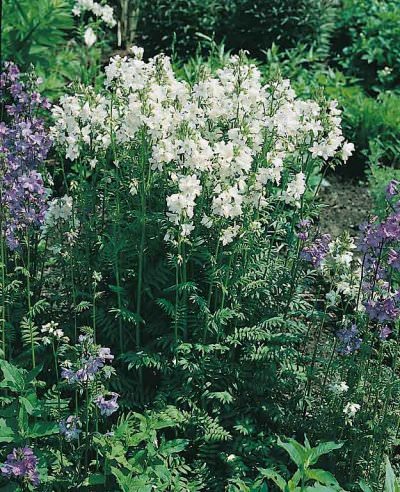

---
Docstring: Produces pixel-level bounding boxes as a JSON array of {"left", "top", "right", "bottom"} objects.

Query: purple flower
[
  {"left": 388, "top": 249, "right": 400, "bottom": 270},
  {"left": 0, "top": 63, "right": 52, "bottom": 250},
  {"left": 296, "top": 219, "right": 312, "bottom": 241},
  {"left": 1, "top": 447, "right": 40, "bottom": 487},
  {"left": 386, "top": 180, "right": 399, "bottom": 199},
  {"left": 59, "top": 416, "right": 81, "bottom": 441},
  {"left": 98, "top": 347, "right": 114, "bottom": 363},
  {"left": 379, "top": 325, "right": 392, "bottom": 341},
  {"left": 336, "top": 324, "right": 362, "bottom": 355},
  {"left": 96, "top": 393, "right": 119, "bottom": 416},
  {"left": 61, "top": 344, "right": 114, "bottom": 384},
  {"left": 365, "top": 296, "right": 400, "bottom": 323},
  {"left": 301, "top": 233, "right": 331, "bottom": 267}
]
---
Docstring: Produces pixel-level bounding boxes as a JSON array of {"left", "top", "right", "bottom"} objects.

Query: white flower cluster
[
  {"left": 44, "top": 196, "right": 73, "bottom": 229},
  {"left": 41, "top": 321, "right": 69, "bottom": 345},
  {"left": 343, "top": 402, "right": 360, "bottom": 425},
  {"left": 329, "top": 381, "right": 349, "bottom": 394},
  {"left": 51, "top": 48, "right": 352, "bottom": 246},
  {"left": 72, "top": 0, "right": 116, "bottom": 28},
  {"left": 323, "top": 235, "right": 362, "bottom": 307}
]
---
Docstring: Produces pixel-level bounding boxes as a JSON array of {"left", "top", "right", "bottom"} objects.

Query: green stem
[
  {"left": 26, "top": 234, "right": 35, "bottom": 368},
  {"left": 0, "top": 225, "right": 6, "bottom": 359}
]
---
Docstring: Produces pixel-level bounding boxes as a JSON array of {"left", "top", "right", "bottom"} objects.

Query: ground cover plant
[{"left": 1, "top": 0, "right": 400, "bottom": 491}]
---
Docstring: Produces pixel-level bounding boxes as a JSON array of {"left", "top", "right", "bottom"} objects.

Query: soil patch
[{"left": 318, "top": 173, "right": 372, "bottom": 237}]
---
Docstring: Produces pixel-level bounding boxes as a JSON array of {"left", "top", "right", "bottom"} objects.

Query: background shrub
[
  {"left": 136, "top": 0, "right": 338, "bottom": 59},
  {"left": 332, "top": 0, "right": 400, "bottom": 93}
]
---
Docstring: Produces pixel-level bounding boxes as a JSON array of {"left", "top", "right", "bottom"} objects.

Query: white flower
[
  {"left": 221, "top": 225, "right": 240, "bottom": 246},
  {"left": 343, "top": 402, "right": 360, "bottom": 420},
  {"left": 341, "top": 142, "right": 355, "bottom": 163},
  {"left": 50, "top": 48, "right": 351, "bottom": 250},
  {"left": 326, "top": 290, "right": 339, "bottom": 307},
  {"left": 330, "top": 381, "right": 349, "bottom": 394},
  {"left": 84, "top": 27, "right": 97, "bottom": 48},
  {"left": 129, "top": 179, "right": 139, "bottom": 196},
  {"left": 285, "top": 172, "right": 306, "bottom": 204},
  {"left": 201, "top": 215, "right": 213, "bottom": 228},
  {"left": 92, "top": 271, "right": 102, "bottom": 283},
  {"left": 181, "top": 223, "right": 195, "bottom": 237}
]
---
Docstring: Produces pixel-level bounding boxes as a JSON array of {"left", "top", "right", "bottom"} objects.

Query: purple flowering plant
[
  {"left": 0, "top": 62, "right": 52, "bottom": 250},
  {"left": 1, "top": 447, "right": 40, "bottom": 487}
]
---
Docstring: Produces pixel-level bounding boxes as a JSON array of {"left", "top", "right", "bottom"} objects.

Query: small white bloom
[
  {"left": 84, "top": 27, "right": 97, "bottom": 48},
  {"left": 92, "top": 271, "right": 102, "bottom": 283},
  {"left": 181, "top": 223, "right": 195, "bottom": 237},
  {"left": 341, "top": 142, "right": 355, "bottom": 163},
  {"left": 343, "top": 402, "right": 360, "bottom": 419},
  {"left": 330, "top": 381, "right": 349, "bottom": 394}
]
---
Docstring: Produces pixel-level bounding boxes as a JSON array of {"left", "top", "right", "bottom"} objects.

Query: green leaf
[
  {"left": 158, "top": 438, "right": 188, "bottom": 455},
  {"left": 111, "top": 467, "right": 137, "bottom": 492},
  {"left": 258, "top": 468, "right": 287, "bottom": 491},
  {"left": 0, "top": 360, "right": 25, "bottom": 391},
  {"left": 307, "top": 442, "right": 343, "bottom": 467},
  {"left": 0, "top": 418, "right": 17, "bottom": 443},
  {"left": 27, "top": 421, "right": 59, "bottom": 438},
  {"left": 26, "top": 363, "right": 43, "bottom": 383},
  {"left": 278, "top": 437, "right": 307, "bottom": 468},
  {"left": 306, "top": 469, "right": 340, "bottom": 487},
  {"left": 82, "top": 473, "right": 106, "bottom": 486},
  {"left": 385, "top": 457, "right": 400, "bottom": 492},
  {"left": 19, "top": 393, "right": 41, "bottom": 416},
  {"left": 359, "top": 480, "right": 373, "bottom": 492}
]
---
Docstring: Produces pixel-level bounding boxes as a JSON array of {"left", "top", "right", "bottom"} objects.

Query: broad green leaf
[
  {"left": 27, "top": 421, "right": 59, "bottom": 438},
  {"left": 82, "top": 473, "right": 106, "bottom": 486},
  {"left": 19, "top": 393, "right": 41, "bottom": 416},
  {"left": 307, "top": 442, "right": 343, "bottom": 467},
  {"left": 304, "top": 486, "right": 338, "bottom": 492},
  {"left": 359, "top": 479, "right": 373, "bottom": 492},
  {"left": 25, "top": 363, "right": 43, "bottom": 383},
  {"left": 306, "top": 469, "right": 340, "bottom": 487},
  {"left": 258, "top": 468, "right": 287, "bottom": 491},
  {"left": 0, "top": 360, "right": 25, "bottom": 391},
  {"left": 278, "top": 437, "right": 307, "bottom": 468},
  {"left": 385, "top": 457, "right": 400, "bottom": 492},
  {"left": 0, "top": 418, "right": 17, "bottom": 443},
  {"left": 158, "top": 438, "right": 188, "bottom": 455}
]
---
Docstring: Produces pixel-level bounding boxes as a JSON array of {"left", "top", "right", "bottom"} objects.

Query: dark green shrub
[
  {"left": 333, "top": 0, "right": 400, "bottom": 92},
  {"left": 136, "top": 0, "right": 338, "bottom": 59},
  {"left": 136, "top": 0, "right": 228, "bottom": 58},
  {"left": 222, "top": 0, "right": 337, "bottom": 58}
]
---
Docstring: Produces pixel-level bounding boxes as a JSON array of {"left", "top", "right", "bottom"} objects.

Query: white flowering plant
[{"left": 2, "top": 47, "right": 400, "bottom": 490}]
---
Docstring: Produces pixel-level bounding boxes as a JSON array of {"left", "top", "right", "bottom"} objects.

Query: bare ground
[{"left": 318, "top": 173, "right": 373, "bottom": 237}]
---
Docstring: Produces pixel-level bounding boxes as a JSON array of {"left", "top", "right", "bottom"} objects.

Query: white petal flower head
[
  {"left": 330, "top": 381, "right": 349, "bottom": 394},
  {"left": 285, "top": 172, "right": 306, "bottom": 204},
  {"left": 84, "top": 27, "right": 97, "bottom": 48},
  {"left": 343, "top": 402, "right": 360, "bottom": 422},
  {"left": 341, "top": 142, "right": 355, "bottom": 163}
]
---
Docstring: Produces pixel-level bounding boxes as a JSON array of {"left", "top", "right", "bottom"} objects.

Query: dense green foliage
[{"left": 135, "top": 0, "right": 338, "bottom": 59}]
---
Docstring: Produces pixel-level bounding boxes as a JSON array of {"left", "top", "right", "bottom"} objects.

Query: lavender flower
[
  {"left": 59, "top": 416, "right": 81, "bottom": 441},
  {"left": 61, "top": 338, "right": 114, "bottom": 384},
  {"left": 0, "top": 62, "right": 52, "bottom": 250},
  {"left": 301, "top": 233, "right": 331, "bottom": 267},
  {"left": 365, "top": 296, "right": 399, "bottom": 323},
  {"left": 379, "top": 325, "right": 392, "bottom": 341},
  {"left": 296, "top": 219, "right": 312, "bottom": 241},
  {"left": 386, "top": 180, "right": 399, "bottom": 199},
  {"left": 96, "top": 392, "right": 119, "bottom": 416},
  {"left": 388, "top": 249, "right": 400, "bottom": 270},
  {"left": 336, "top": 324, "right": 362, "bottom": 355},
  {"left": 1, "top": 447, "right": 40, "bottom": 487}
]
